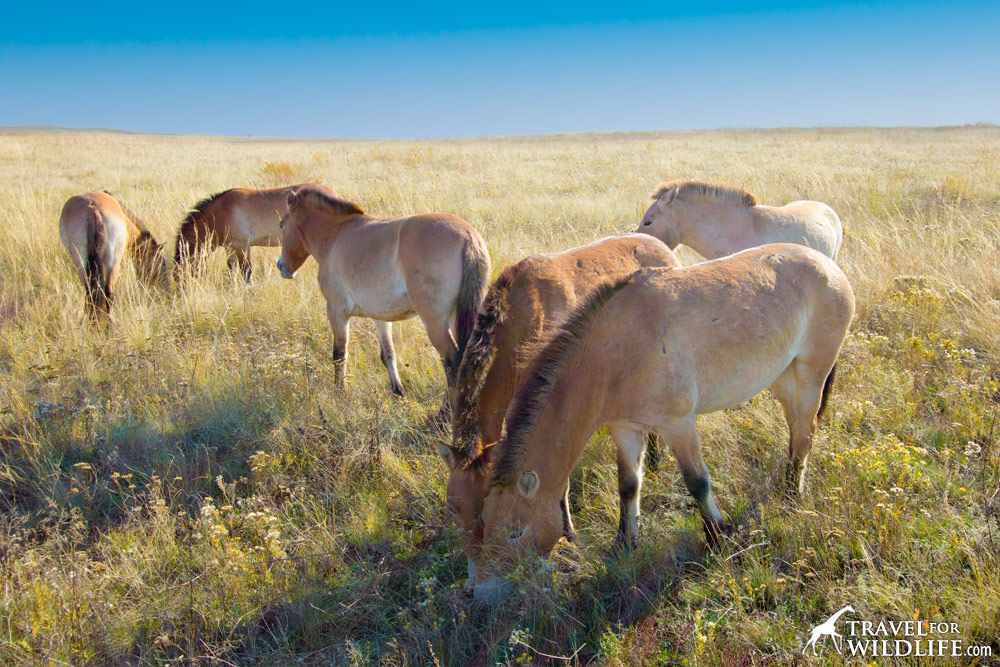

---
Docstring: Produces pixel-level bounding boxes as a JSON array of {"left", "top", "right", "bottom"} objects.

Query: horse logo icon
[{"left": 803, "top": 605, "right": 856, "bottom": 656}]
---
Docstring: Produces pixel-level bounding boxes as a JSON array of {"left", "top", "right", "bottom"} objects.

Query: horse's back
[
  {"left": 602, "top": 245, "right": 853, "bottom": 415},
  {"left": 211, "top": 186, "right": 298, "bottom": 247},
  {"left": 764, "top": 200, "right": 843, "bottom": 259},
  {"left": 59, "top": 191, "right": 128, "bottom": 274}
]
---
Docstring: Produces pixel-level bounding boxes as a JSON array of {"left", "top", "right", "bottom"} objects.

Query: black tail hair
[
  {"left": 454, "top": 238, "right": 491, "bottom": 368},
  {"left": 85, "top": 208, "right": 111, "bottom": 321},
  {"left": 816, "top": 363, "right": 837, "bottom": 422}
]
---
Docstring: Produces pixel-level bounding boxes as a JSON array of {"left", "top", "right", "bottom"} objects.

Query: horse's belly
[
  {"left": 349, "top": 285, "right": 415, "bottom": 321},
  {"left": 695, "top": 351, "right": 795, "bottom": 414}
]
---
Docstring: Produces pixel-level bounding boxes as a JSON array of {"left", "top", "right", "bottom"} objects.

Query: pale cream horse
[
  {"left": 175, "top": 185, "right": 313, "bottom": 282},
  {"left": 437, "top": 234, "right": 680, "bottom": 580},
  {"left": 59, "top": 190, "right": 168, "bottom": 323},
  {"left": 638, "top": 180, "right": 843, "bottom": 260},
  {"left": 276, "top": 184, "right": 491, "bottom": 398},
  {"left": 472, "top": 245, "right": 854, "bottom": 602}
]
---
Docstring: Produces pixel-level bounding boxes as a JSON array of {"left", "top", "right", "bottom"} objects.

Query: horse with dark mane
[
  {"left": 437, "top": 234, "right": 680, "bottom": 581},
  {"left": 175, "top": 185, "right": 312, "bottom": 281},
  {"left": 276, "top": 184, "right": 491, "bottom": 402},
  {"left": 59, "top": 190, "right": 168, "bottom": 324},
  {"left": 473, "top": 244, "right": 854, "bottom": 603}
]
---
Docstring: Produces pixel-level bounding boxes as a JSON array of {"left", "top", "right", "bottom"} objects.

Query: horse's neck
[
  {"left": 308, "top": 214, "right": 363, "bottom": 262},
  {"left": 515, "top": 363, "right": 607, "bottom": 485},
  {"left": 679, "top": 201, "right": 755, "bottom": 259}
]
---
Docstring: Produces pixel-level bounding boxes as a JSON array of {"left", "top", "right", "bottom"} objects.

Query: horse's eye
[{"left": 643, "top": 220, "right": 652, "bottom": 226}]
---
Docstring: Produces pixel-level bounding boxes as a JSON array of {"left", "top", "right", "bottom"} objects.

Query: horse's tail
[
  {"left": 452, "top": 268, "right": 514, "bottom": 464},
  {"left": 85, "top": 207, "right": 111, "bottom": 322},
  {"left": 454, "top": 235, "right": 491, "bottom": 364},
  {"left": 816, "top": 363, "right": 837, "bottom": 423}
]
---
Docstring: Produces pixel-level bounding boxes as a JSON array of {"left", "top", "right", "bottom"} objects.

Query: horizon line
[{"left": 3, "top": 123, "right": 999, "bottom": 142}]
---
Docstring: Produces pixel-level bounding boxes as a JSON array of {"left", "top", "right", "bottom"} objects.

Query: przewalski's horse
[
  {"left": 638, "top": 180, "right": 843, "bottom": 260},
  {"left": 276, "top": 184, "right": 491, "bottom": 399},
  {"left": 59, "top": 190, "right": 168, "bottom": 324},
  {"left": 472, "top": 244, "right": 854, "bottom": 603},
  {"left": 175, "top": 185, "right": 312, "bottom": 281},
  {"left": 437, "top": 234, "right": 680, "bottom": 579}
]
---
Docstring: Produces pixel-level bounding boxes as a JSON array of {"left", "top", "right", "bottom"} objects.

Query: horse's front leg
[
  {"left": 325, "top": 303, "right": 351, "bottom": 389},
  {"left": 609, "top": 422, "right": 649, "bottom": 549},
  {"left": 376, "top": 320, "right": 405, "bottom": 397},
  {"left": 227, "top": 247, "right": 252, "bottom": 283}
]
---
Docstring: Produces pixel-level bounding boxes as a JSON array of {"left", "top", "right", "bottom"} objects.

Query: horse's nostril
[{"left": 508, "top": 528, "right": 525, "bottom": 541}]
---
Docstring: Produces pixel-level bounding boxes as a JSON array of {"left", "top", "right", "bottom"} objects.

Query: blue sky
[{"left": 1, "top": 1, "right": 997, "bottom": 138}]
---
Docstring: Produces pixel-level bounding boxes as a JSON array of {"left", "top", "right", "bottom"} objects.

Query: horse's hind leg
[
  {"left": 376, "top": 321, "right": 405, "bottom": 397},
  {"left": 771, "top": 360, "right": 829, "bottom": 495},
  {"left": 419, "top": 314, "right": 460, "bottom": 414},
  {"left": 609, "top": 422, "right": 649, "bottom": 548},
  {"left": 657, "top": 417, "right": 725, "bottom": 546}
]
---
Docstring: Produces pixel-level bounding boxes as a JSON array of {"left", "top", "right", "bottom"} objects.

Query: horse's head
[
  {"left": 638, "top": 185, "right": 682, "bottom": 249},
  {"left": 438, "top": 440, "right": 498, "bottom": 581},
  {"left": 473, "top": 467, "right": 566, "bottom": 604},
  {"left": 134, "top": 231, "right": 169, "bottom": 286},
  {"left": 277, "top": 184, "right": 362, "bottom": 279},
  {"left": 276, "top": 187, "right": 310, "bottom": 279}
]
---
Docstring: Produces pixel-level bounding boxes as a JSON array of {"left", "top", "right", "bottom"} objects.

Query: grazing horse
[
  {"left": 472, "top": 244, "right": 854, "bottom": 603},
  {"left": 276, "top": 184, "right": 491, "bottom": 398},
  {"left": 437, "top": 234, "right": 680, "bottom": 580},
  {"left": 638, "top": 180, "right": 843, "bottom": 260},
  {"left": 175, "top": 185, "right": 312, "bottom": 281},
  {"left": 59, "top": 190, "right": 168, "bottom": 324}
]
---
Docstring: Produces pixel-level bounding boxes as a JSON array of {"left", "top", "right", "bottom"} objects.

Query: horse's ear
[
  {"left": 436, "top": 442, "right": 459, "bottom": 470},
  {"left": 286, "top": 190, "right": 298, "bottom": 209},
  {"left": 517, "top": 470, "right": 539, "bottom": 499},
  {"left": 662, "top": 187, "right": 678, "bottom": 205}
]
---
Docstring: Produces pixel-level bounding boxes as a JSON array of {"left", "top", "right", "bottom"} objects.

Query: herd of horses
[{"left": 58, "top": 179, "right": 852, "bottom": 604}]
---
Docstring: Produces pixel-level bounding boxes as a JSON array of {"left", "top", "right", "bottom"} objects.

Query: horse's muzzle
[
  {"left": 473, "top": 577, "right": 512, "bottom": 605},
  {"left": 276, "top": 257, "right": 295, "bottom": 279}
]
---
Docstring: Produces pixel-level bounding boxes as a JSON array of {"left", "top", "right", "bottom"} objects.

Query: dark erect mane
[
  {"left": 174, "top": 189, "right": 232, "bottom": 262},
  {"left": 298, "top": 188, "right": 365, "bottom": 218},
  {"left": 452, "top": 265, "right": 517, "bottom": 466},
  {"left": 181, "top": 189, "right": 232, "bottom": 228},
  {"left": 489, "top": 271, "right": 640, "bottom": 487}
]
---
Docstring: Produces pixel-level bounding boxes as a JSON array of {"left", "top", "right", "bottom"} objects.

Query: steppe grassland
[{"left": 0, "top": 127, "right": 998, "bottom": 665}]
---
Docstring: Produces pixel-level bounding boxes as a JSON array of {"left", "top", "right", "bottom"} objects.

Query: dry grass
[{"left": 0, "top": 127, "right": 998, "bottom": 665}]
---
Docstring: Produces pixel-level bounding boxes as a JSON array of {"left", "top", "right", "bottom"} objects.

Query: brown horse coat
[
  {"left": 438, "top": 234, "right": 680, "bottom": 578},
  {"left": 277, "top": 184, "right": 491, "bottom": 397},
  {"left": 175, "top": 185, "right": 312, "bottom": 281},
  {"left": 473, "top": 244, "right": 854, "bottom": 602},
  {"left": 59, "top": 190, "right": 167, "bottom": 323}
]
